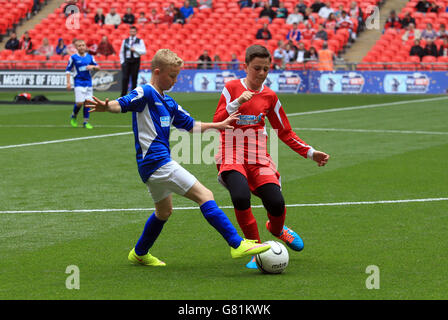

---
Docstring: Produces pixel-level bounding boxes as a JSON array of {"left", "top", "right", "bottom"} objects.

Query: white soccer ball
[{"left": 255, "top": 241, "right": 289, "bottom": 274}]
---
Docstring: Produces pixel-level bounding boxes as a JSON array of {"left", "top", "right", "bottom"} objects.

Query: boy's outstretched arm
[
  {"left": 191, "top": 112, "right": 240, "bottom": 133},
  {"left": 85, "top": 96, "right": 121, "bottom": 113}
]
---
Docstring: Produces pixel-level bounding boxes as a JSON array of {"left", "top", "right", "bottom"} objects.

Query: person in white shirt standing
[{"left": 120, "top": 26, "right": 147, "bottom": 96}]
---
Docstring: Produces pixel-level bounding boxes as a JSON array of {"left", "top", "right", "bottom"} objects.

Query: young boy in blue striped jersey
[
  {"left": 86, "top": 49, "right": 270, "bottom": 266},
  {"left": 66, "top": 39, "right": 100, "bottom": 129}
]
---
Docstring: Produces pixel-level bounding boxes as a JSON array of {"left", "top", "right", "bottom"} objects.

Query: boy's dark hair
[
  {"left": 245, "top": 45, "right": 271, "bottom": 64},
  {"left": 130, "top": 26, "right": 138, "bottom": 31}
]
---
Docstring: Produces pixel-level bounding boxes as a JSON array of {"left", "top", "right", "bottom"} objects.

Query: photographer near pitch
[{"left": 119, "top": 26, "right": 146, "bottom": 96}]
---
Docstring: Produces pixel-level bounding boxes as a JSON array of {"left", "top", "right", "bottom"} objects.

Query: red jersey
[{"left": 213, "top": 79, "right": 314, "bottom": 167}]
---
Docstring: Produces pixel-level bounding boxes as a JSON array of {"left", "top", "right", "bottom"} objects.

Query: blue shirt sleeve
[
  {"left": 90, "top": 55, "right": 98, "bottom": 66},
  {"left": 117, "top": 86, "right": 149, "bottom": 113},
  {"left": 172, "top": 101, "right": 195, "bottom": 131},
  {"left": 66, "top": 55, "right": 74, "bottom": 72}
]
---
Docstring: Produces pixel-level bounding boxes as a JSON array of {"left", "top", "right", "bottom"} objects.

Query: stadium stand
[
  {"left": 0, "top": 0, "right": 43, "bottom": 39},
  {"left": 359, "top": 0, "right": 448, "bottom": 70},
  {"left": 0, "top": 0, "right": 399, "bottom": 71}
]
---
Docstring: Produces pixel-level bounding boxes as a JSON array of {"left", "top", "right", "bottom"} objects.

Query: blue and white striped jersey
[
  {"left": 65, "top": 53, "right": 97, "bottom": 87},
  {"left": 118, "top": 84, "right": 195, "bottom": 182}
]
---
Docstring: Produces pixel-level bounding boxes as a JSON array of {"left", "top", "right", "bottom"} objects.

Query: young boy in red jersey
[{"left": 213, "top": 44, "right": 330, "bottom": 268}]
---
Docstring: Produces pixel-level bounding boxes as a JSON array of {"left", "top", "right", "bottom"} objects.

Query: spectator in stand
[
  {"left": 5, "top": 32, "right": 20, "bottom": 51},
  {"left": 410, "top": 39, "right": 425, "bottom": 60},
  {"left": 337, "top": 11, "right": 356, "bottom": 42},
  {"left": 256, "top": 23, "right": 272, "bottom": 40},
  {"left": 334, "top": 4, "right": 345, "bottom": 19},
  {"left": 36, "top": 37, "right": 54, "bottom": 59},
  {"left": 238, "top": 0, "right": 253, "bottom": 8},
  {"left": 94, "top": 8, "right": 105, "bottom": 26},
  {"left": 295, "top": 42, "right": 307, "bottom": 63},
  {"left": 314, "top": 24, "right": 328, "bottom": 41},
  {"left": 273, "top": 40, "right": 287, "bottom": 69},
  {"left": 349, "top": 1, "right": 364, "bottom": 33},
  {"left": 97, "top": 36, "right": 116, "bottom": 58},
  {"left": 429, "top": 2, "right": 440, "bottom": 13},
  {"left": 270, "top": 0, "right": 280, "bottom": 7},
  {"left": 66, "top": 38, "right": 78, "bottom": 56},
  {"left": 198, "top": 0, "right": 212, "bottom": 10},
  {"left": 324, "top": 13, "right": 337, "bottom": 31},
  {"left": 415, "top": 0, "right": 431, "bottom": 13},
  {"left": 230, "top": 53, "right": 239, "bottom": 70},
  {"left": 160, "top": 9, "right": 173, "bottom": 24},
  {"left": 105, "top": 7, "right": 121, "bottom": 29},
  {"left": 402, "top": 23, "right": 421, "bottom": 42},
  {"left": 259, "top": 3, "right": 277, "bottom": 22},
  {"left": 384, "top": 10, "right": 401, "bottom": 30},
  {"left": 310, "top": 0, "right": 325, "bottom": 13},
  {"left": 138, "top": 12, "right": 149, "bottom": 25},
  {"left": 147, "top": 9, "right": 160, "bottom": 24},
  {"left": 32, "top": 0, "right": 41, "bottom": 14},
  {"left": 173, "top": 7, "right": 186, "bottom": 24},
  {"left": 284, "top": 42, "right": 296, "bottom": 64},
  {"left": 276, "top": 2, "right": 288, "bottom": 19},
  {"left": 424, "top": 38, "right": 438, "bottom": 57},
  {"left": 303, "top": 7, "right": 316, "bottom": 26},
  {"left": 318, "top": 2, "right": 334, "bottom": 19},
  {"left": 421, "top": 23, "right": 438, "bottom": 41},
  {"left": 400, "top": 12, "right": 416, "bottom": 29},
  {"left": 180, "top": 0, "right": 194, "bottom": 22},
  {"left": 305, "top": 46, "right": 318, "bottom": 60},
  {"left": 286, "top": 7, "right": 304, "bottom": 25},
  {"left": 296, "top": 0, "right": 307, "bottom": 14},
  {"left": 21, "top": 31, "right": 34, "bottom": 55},
  {"left": 213, "top": 54, "right": 221, "bottom": 69},
  {"left": 438, "top": 24, "right": 448, "bottom": 40},
  {"left": 87, "top": 39, "right": 98, "bottom": 55},
  {"left": 122, "top": 7, "right": 136, "bottom": 25},
  {"left": 197, "top": 50, "right": 212, "bottom": 69},
  {"left": 286, "top": 23, "right": 301, "bottom": 42},
  {"left": 302, "top": 23, "right": 316, "bottom": 40},
  {"left": 55, "top": 38, "right": 68, "bottom": 56},
  {"left": 438, "top": 38, "right": 448, "bottom": 56}
]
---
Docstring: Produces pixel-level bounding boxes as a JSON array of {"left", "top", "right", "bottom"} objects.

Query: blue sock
[
  {"left": 83, "top": 106, "right": 90, "bottom": 121},
  {"left": 72, "top": 104, "right": 81, "bottom": 118},
  {"left": 200, "top": 200, "right": 243, "bottom": 248},
  {"left": 134, "top": 212, "right": 166, "bottom": 256}
]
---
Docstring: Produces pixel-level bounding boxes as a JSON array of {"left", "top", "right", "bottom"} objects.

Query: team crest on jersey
[
  {"left": 160, "top": 116, "right": 170, "bottom": 127},
  {"left": 237, "top": 113, "right": 263, "bottom": 125}
]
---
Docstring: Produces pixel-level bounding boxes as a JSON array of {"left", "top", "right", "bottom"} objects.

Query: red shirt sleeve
[{"left": 267, "top": 97, "right": 314, "bottom": 159}]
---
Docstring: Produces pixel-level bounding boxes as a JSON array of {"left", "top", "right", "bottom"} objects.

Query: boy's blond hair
[{"left": 151, "top": 49, "right": 184, "bottom": 71}]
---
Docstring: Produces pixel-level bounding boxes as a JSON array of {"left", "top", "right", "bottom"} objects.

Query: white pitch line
[
  {"left": 1, "top": 197, "right": 447, "bottom": 214},
  {"left": 0, "top": 132, "right": 132, "bottom": 150},
  {"left": 0, "top": 124, "right": 129, "bottom": 128},
  {"left": 286, "top": 96, "right": 448, "bottom": 117},
  {"left": 292, "top": 127, "right": 448, "bottom": 135}
]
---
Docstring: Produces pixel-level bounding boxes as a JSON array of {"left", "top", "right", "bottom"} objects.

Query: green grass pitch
[{"left": 0, "top": 91, "right": 447, "bottom": 300}]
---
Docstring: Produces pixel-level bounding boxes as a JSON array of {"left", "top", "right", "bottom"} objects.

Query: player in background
[
  {"left": 213, "top": 44, "right": 330, "bottom": 268},
  {"left": 66, "top": 39, "right": 100, "bottom": 129},
  {"left": 85, "top": 49, "right": 270, "bottom": 267}
]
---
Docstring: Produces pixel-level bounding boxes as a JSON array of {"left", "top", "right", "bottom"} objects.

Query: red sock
[
  {"left": 267, "top": 208, "right": 286, "bottom": 236},
  {"left": 234, "top": 208, "right": 261, "bottom": 243}
]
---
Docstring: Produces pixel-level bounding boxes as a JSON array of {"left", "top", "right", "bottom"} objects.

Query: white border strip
[
  {"left": 2, "top": 197, "right": 447, "bottom": 214},
  {"left": 292, "top": 127, "right": 448, "bottom": 135},
  {"left": 286, "top": 96, "right": 448, "bottom": 117}
]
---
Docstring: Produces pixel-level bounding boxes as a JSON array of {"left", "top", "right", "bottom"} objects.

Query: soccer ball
[{"left": 255, "top": 241, "right": 289, "bottom": 274}]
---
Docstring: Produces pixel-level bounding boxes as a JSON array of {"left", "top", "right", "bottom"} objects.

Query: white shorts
[
  {"left": 74, "top": 86, "right": 93, "bottom": 103},
  {"left": 145, "top": 160, "right": 198, "bottom": 203}
]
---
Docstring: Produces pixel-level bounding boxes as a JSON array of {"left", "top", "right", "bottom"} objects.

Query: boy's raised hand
[
  {"left": 312, "top": 151, "right": 330, "bottom": 167},
  {"left": 85, "top": 96, "right": 109, "bottom": 112},
  {"left": 237, "top": 91, "right": 256, "bottom": 104}
]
